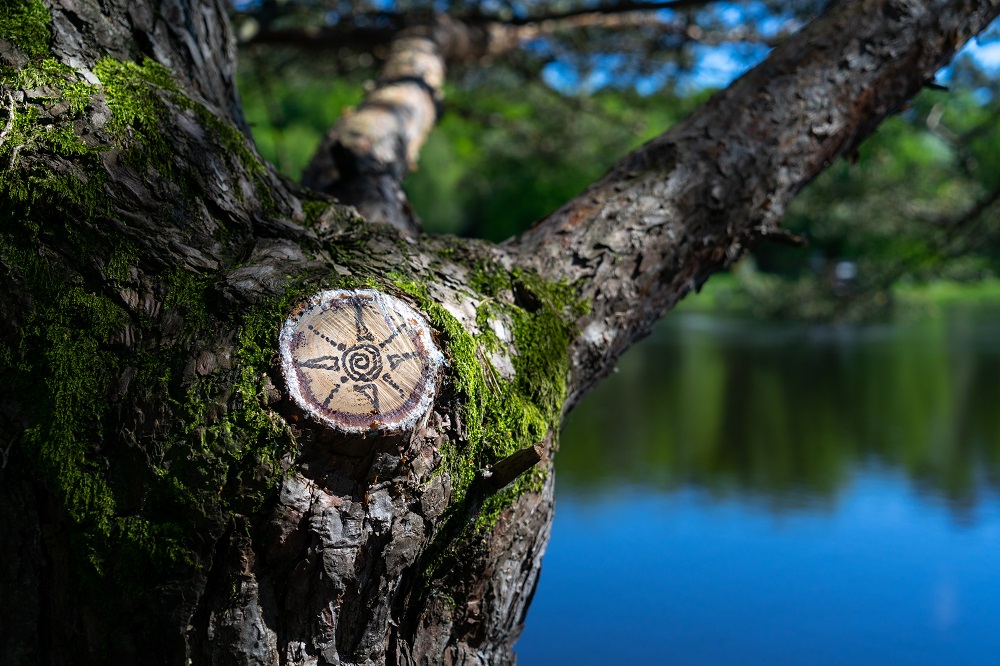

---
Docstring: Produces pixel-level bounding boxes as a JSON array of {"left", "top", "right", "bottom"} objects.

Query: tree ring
[{"left": 279, "top": 288, "right": 444, "bottom": 433}]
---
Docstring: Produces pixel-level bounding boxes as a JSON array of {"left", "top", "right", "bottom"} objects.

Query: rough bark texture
[{"left": 0, "top": 0, "right": 997, "bottom": 665}]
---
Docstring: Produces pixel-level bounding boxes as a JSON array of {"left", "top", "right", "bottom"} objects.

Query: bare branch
[
  {"left": 245, "top": 3, "right": 779, "bottom": 56},
  {"left": 503, "top": 0, "right": 715, "bottom": 25},
  {"left": 301, "top": 25, "right": 447, "bottom": 233},
  {"left": 242, "top": 24, "right": 398, "bottom": 52},
  {"left": 298, "top": 13, "right": 553, "bottom": 233}
]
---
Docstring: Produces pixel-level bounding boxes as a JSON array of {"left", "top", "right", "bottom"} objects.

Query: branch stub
[{"left": 279, "top": 288, "right": 443, "bottom": 433}]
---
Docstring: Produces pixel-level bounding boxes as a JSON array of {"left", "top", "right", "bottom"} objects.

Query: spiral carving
[{"left": 342, "top": 344, "right": 383, "bottom": 382}]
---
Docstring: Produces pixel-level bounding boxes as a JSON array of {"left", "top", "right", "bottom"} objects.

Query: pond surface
[{"left": 515, "top": 306, "right": 1000, "bottom": 665}]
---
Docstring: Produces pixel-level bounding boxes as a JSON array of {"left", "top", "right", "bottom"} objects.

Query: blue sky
[
  {"left": 534, "top": 6, "right": 1000, "bottom": 95},
  {"left": 231, "top": 0, "right": 1000, "bottom": 98}
]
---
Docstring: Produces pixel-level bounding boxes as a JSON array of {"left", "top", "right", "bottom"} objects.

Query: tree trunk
[{"left": 1, "top": 0, "right": 996, "bottom": 664}]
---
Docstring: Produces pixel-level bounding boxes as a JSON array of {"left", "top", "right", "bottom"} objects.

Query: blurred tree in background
[{"left": 234, "top": 0, "right": 1000, "bottom": 321}]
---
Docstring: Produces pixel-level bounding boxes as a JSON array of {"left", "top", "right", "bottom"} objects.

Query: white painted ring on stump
[{"left": 279, "top": 289, "right": 443, "bottom": 433}]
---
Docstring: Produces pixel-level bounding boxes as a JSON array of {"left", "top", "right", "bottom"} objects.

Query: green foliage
[
  {"left": 407, "top": 81, "right": 702, "bottom": 240},
  {"left": 239, "top": 66, "right": 364, "bottom": 179},
  {"left": 237, "top": 63, "right": 705, "bottom": 238},
  {"left": 558, "top": 305, "right": 1000, "bottom": 513},
  {"left": 237, "top": 44, "right": 1000, "bottom": 321},
  {"left": 749, "top": 87, "right": 1000, "bottom": 320}
]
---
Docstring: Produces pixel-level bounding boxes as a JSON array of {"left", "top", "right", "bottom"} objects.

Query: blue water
[
  {"left": 515, "top": 309, "right": 1000, "bottom": 664},
  {"left": 518, "top": 475, "right": 1000, "bottom": 664}
]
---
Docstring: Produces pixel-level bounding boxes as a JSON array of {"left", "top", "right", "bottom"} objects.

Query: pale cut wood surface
[{"left": 279, "top": 289, "right": 443, "bottom": 432}]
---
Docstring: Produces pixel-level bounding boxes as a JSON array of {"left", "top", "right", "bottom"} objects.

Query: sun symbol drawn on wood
[{"left": 279, "top": 289, "right": 444, "bottom": 433}]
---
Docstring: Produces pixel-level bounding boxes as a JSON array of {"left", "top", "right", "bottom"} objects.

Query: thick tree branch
[
  {"left": 1, "top": 4, "right": 549, "bottom": 662},
  {"left": 507, "top": 0, "right": 1000, "bottom": 407},
  {"left": 277, "top": 2, "right": 785, "bottom": 235},
  {"left": 298, "top": 14, "right": 536, "bottom": 234}
]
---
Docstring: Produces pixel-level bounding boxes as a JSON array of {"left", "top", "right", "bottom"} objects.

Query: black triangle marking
[
  {"left": 321, "top": 384, "right": 341, "bottom": 408},
  {"left": 382, "top": 372, "right": 406, "bottom": 399},
  {"left": 378, "top": 320, "right": 409, "bottom": 348},
  {"left": 387, "top": 351, "right": 419, "bottom": 370},
  {"left": 354, "top": 383, "right": 380, "bottom": 414},
  {"left": 299, "top": 355, "right": 340, "bottom": 371}
]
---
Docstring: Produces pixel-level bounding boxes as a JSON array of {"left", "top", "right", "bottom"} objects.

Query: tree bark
[{"left": 0, "top": 0, "right": 997, "bottom": 664}]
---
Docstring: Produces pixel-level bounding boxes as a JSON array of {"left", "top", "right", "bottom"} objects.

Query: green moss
[
  {"left": 106, "top": 242, "right": 137, "bottom": 283},
  {"left": 1, "top": 239, "right": 128, "bottom": 564},
  {"left": 194, "top": 104, "right": 265, "bottom": 178},
  {"left": 16, "top": 263, "right": 306, "bottom": 585},
  {"left": 394, "top": 258, "right": 588, "bottom": 614},
  {"left": 163, "top": 266, "right": 211, "bottom": 331},
  {"left": 93, "top": 58, "right": 191, "bottom": 182},
  {"left": 32, "top": 298, "right": 123, "bottom": 532},
  {"left": 0, "top": 52, "right": 292, "bottom": 597},
  {"left": 0, "top": 59, "right": 104, "bottom": 211},
  {"left": 15, "top": 56, "right": 74, "bottom": 87},
  {"left": 0, "top": 0, "right": 51, "bottom": 57},
  {"left": 93, "top": 56, "right": 275, "bottom": 210},
  {"left": 0, "top": 106, "right": 100, "bottom": 204},
  {"left": 193, "top": 103, "right": 275, "bottom": 211},
  {"left": 0, "top": 53, "right": 271, "bottom": 219},
  {"left": 474, "top": 304, "right": 502, "bottom": 353},
  {"left": 467, "top": 258, "right": 509, "bottom": 297},
  {"left": 301, "top": 196, "right": 333, "bottom": 227},
  {"left": 393, "top": 259, "right": 586, "bottom": 528},
  {"left": 1, "top": 232, "right": 217, "bottom": 590},
  {"left": 476, "top": 465, "right": 547, "bottom": 527},
  {"left": 2, "top": 242, "right": 167, "bottom": 591}
]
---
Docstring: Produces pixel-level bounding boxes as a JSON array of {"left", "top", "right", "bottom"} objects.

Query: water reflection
[
  {"left": 516, "top": 306, "right": 1000, "bottom": 665},
  {"left": 557, "top": 306, "right": 1000, "bottom": 515}
]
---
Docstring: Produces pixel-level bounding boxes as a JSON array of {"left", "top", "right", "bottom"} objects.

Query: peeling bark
[
  {"left": 1, "top": 0, "right": 998, "bottom": 665},
  {"left": 301, "top": 27, "right": 443, "bottom": 234},
  {"left": 300, "top": 15, "right": 536, "bottom": 234}
]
